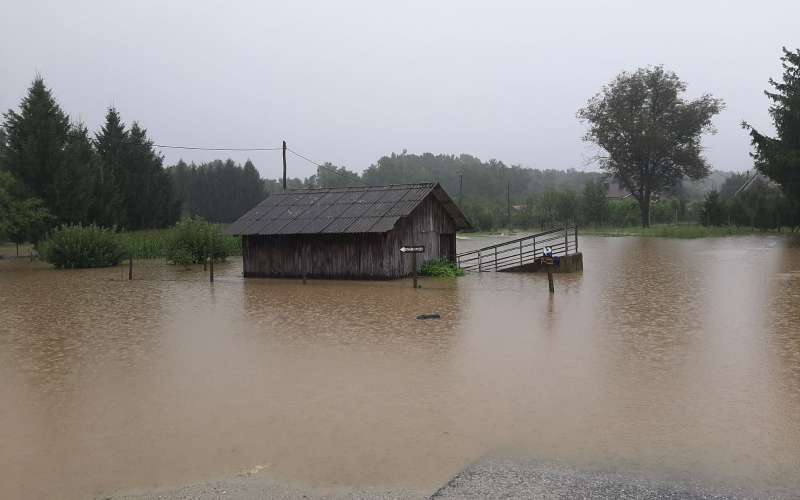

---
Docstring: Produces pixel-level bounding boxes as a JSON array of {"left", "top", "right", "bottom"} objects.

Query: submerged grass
[
  {"left": 460, "top": 225, "right": 793, "bottom": 240},
  {"left": 580, "top": 225, "right": 787, "bottom": 239}
]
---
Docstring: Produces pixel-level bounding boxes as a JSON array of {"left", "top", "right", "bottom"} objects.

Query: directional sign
[{"left": 400, "top": 245, "right": 425, "bottom": 253}]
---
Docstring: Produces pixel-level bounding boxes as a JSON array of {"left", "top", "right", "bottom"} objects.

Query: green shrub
[
  {"left": 165, "top": 216, "right": 234, "bottom": 265},
  {"left": 420, "top": 259, "right": 465, "bottom": 278},
  {"left": 40, "top": 224, "right": 126, "bottom": 269}
]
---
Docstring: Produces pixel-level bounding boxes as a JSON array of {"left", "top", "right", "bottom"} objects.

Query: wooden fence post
[
  {"left": 412, "top": 252, "right": 418, "bottom": 289},
  {"left": 128, "top": 256, "right": 133, "bottom": 281}
]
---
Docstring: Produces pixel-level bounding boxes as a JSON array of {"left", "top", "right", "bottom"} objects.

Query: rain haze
[
  {"left": 6, "top": 3, "right": 800, "bottom": 499},
  {"left": 2, "top": 1, "right": 799, "bottom": 179}
]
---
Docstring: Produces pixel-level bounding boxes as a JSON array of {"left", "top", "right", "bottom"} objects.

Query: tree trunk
[{"left": 638, "top": 197, "right": 651, "bottom": 228}]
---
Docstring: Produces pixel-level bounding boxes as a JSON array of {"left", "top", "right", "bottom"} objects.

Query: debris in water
[
  {"left": 238, "top": 463, "right": 271, "bottom": 477},
  {"left": 416, "top": 313, "right": 441, "bottom": 320}
]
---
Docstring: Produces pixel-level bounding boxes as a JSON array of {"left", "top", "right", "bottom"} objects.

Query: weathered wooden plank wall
[
  {"left": 242, "top": 193, "right": 457, "bottom": 279},
  {"left": 383, "top": 196, "right": 456, "bottom": 276}
]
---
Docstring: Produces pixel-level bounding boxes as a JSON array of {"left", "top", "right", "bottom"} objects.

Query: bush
[
  {"left": 420, "top": 259, "right": 465, "bottom": 278},
  {"left": 165, "top": 216, "right": 233, "bottom": 265},
  {"left": 40, "top": 224, "right": 126, "bottom": 269}
]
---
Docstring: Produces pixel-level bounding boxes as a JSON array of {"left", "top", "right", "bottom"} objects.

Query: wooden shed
[{"left": 225, "top": 182, "right": 471, "bottom": 279}]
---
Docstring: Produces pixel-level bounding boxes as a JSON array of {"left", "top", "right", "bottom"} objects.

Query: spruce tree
[
  {"left": 93, "top": 108, "right": 128, "bottom": 227},
  {"left": 52, "top": 123, "right": 94, "bottom": 224},
  {"left": 745, "top": 47, "right": 800, "bottom": 205}
]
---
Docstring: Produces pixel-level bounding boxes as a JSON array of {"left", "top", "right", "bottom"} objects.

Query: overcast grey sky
[{"left": 2, "top": 0, "right": 799, "bottom": 179}]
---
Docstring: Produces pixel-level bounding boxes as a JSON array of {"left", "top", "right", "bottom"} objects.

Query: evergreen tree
[
  {"left": 53, "top": 123, "right": 94, "bottom": 224},
  {"left": 167, "top": 158, "right": 265, "bottom": 223},
  {"left": 744, "top": 47, "right": 800, "bottom": 206},
  {"left": 124, "top": 122, "right": 178, "bottom": 229},
  {"left": 0, "top": 77, "right": 92, "bottom": 224},
  {"left": 93, "top": 108, "right": 127, "bottom": 226},
  {"left": 94, "top": 109, "right": 178, "bottom": 229}
]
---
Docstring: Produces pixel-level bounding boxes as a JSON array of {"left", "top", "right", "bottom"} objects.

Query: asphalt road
[{"left": 109, "top": 457, "right": 795, "bottom": 500}]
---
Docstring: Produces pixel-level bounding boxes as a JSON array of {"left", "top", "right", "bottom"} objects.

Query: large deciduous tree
[
  {"left": 578, "top": 66, "right": 724, "bottom": 227},
  {"left": 744, "top": 47, "right": 800, "bottom": 205}
]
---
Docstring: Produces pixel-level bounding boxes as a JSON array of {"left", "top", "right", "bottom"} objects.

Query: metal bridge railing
[{"left": 456, "top": 225, "right": 578, "bottom": 272}]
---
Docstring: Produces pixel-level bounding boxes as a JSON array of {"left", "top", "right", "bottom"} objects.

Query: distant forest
[
  {"left": 1, "top": 77, "right": 771, "bottom": 243},
  {"left": 168, "top": 152, "right": 737, "bottom": 230}
]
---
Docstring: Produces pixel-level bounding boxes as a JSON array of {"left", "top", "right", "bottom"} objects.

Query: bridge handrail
[
  {"left": 456, "top": 225, "right": 577, "bottom": 258},
  {"left": 456, "top": 225, "right": 578, "bottom": 272}
]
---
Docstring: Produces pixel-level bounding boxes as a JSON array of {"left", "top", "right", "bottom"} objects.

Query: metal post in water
[
  {"left": 574, "top": 226, "right": 578, "bottom": 253},
  {"left": 209, "top": 255, "right": 214, "bottom": 283},
  {"left": 547, "top": 266, "right": 555, "bottom": 293}
]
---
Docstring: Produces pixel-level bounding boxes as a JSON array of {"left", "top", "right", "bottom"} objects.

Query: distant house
[
  {"left": 606, "top": 180, "right": 634, "bottom": 200},
  {"left": 225, "top": 182, "right": 471, "bottom": 280}
]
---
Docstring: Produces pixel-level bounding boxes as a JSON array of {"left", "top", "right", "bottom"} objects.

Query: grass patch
[
  {"left": 580, "top": 225, "right": 781, "bottom": 239},
  {"left": 457, "top": 225, "right": 791, "bottom": 240},
  {"left": 420, "top": 259, "right": 465, "bottom": 278}
]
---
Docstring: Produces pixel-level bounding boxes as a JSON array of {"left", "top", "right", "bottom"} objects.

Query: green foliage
[
  {"left": 745, "top": 47, "right": 800, "bottom": 207},
  {"left": 94, "top": 108, "right": 179, "bottom": 230},
  {"left": 420, "top": 258, "right": 465, "bottom": 278},
  {"left": 310, "top": 163, "right": 362, "bottom": 188},
  {"left": 699, "top": 190, "right": 726, "bottom": 226},
  {"left": 578, "top": 66, "right": 724, "bottom": 227},
  {"left": 165, "top": 216, "right": 234, "bottom": 265},
  {"left": 583, "top": 225, "right": 758, "bottom": 239},
  {"left": 0, "top": 77, "right": 94, "bottom": 226},
  {"left": 118, "top": 227, "right": 241, "bottom": 260},
  {"left": 168, "top": 158, "right": 265, "bottom": 222},
  {"left": 579, "top": 180, "right": 609, "bottom": 226},
  {"left": 0, "top": 79, "right": 179, "bottom": 232},
  {"left": 0, "top": 171, "right": 52, "bottom": 253},
  {"left": 39, "top": 224, "right": 125, "bottom": 268}
]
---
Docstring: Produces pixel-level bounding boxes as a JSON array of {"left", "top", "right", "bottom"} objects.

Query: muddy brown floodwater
[{"left": 2, "top": 235, "right": 800, "bottom": 499}]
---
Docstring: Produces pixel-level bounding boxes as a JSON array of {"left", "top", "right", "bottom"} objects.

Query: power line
[
  {"left": 286, "top": 147, "right": 350, "bottom": 178},
  {"left": 153, "top": 144, "right": 283, "bottom": 151},
  {"left": 152, "top": 141, "right": 352, "bottom": 180}
]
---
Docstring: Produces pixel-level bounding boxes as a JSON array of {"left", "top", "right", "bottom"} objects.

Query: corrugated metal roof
[{"left": 226, "top": 183, "right": 471, "bottom": 235}]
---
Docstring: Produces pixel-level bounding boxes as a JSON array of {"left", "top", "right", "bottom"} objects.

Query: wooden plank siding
[{"left": 242, "top": 193, "right": 457, "bottom": 280}]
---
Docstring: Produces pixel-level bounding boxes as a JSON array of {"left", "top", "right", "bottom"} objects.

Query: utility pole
[
  {"left": 282, "top": 140, "right": 287, "bottom": 191},
  {"left": 458, "top": 174, "right": 463, "bottom": 207}
]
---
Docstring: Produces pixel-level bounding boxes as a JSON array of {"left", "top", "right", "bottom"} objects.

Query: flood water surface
[{"left": 2, "top": 235, "right": 800, "bottom": 499}]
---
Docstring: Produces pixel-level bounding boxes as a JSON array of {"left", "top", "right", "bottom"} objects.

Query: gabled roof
[{"left": 225, "top": 182, "right": 471, "bottom": 236}]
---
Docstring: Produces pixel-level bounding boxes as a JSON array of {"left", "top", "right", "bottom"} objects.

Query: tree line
[
  {"left": 4, "top": 47, "right": 800, "bottom": 244},
  {"left": 0, "top": 78, "right": 179, "bottom": 251}
]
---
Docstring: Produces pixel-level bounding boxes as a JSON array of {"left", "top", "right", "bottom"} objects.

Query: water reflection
[{"left": 1, "top": 236, "right": 799, "bottom": 499}]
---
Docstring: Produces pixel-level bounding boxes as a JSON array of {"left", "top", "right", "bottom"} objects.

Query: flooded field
[{"left": 2, "top": 235, "right": 800, "bottom": 499}]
